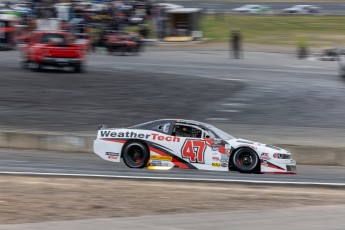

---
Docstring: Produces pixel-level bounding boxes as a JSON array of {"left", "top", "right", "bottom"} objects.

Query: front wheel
[
  {"left": 122, "top": 142, "right": 149, "bottom": 168},
  {"left": 27, "top": 61, "right": 42, "bottom": 71},
  {"left": 231, "top": 148, "right": 260, "bottom": 173}
]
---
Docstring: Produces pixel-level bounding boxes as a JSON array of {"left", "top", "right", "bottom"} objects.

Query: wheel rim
[
  {"left": 235, "top": 150, "right": 258, "bottom": 170},
  {"left": 126, "top": 147, "right": 144, "bottom": 166}
]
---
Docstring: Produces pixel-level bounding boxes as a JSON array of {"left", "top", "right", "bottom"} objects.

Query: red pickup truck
[{"left": 21, "top": 31, "right": 87, "bottom": 72}]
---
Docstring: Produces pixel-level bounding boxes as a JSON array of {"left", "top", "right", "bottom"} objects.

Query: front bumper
[
  {"left": 41, "top": 57, "right": 82, "bottom": 67},
  {"left": 261, "top": 158, "right": 297, "bottom": 174}
]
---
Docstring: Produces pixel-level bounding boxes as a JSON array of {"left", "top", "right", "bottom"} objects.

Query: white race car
[
  {"left": 281, "top": 5, "right": 321, "bottom": 14},
  {"left": 94, "top": 119, "right": 296, "bottom": 174}
]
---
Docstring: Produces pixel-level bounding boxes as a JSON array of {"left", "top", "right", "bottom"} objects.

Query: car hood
[{"left": 226, "top": 138, "right": 290, "bottom": 155}]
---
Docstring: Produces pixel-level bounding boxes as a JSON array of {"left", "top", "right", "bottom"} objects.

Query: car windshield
[{"left": 205, "top": 124, "right": 234, "bottom": 140}]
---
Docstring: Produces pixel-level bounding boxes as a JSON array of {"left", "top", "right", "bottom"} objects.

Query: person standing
[{"left": 231, "top": 29, "right": 242, "bottom": 59}]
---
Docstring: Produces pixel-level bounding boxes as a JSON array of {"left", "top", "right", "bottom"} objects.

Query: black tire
[
  {"left": 28, "top": 61, "right": 42, "bottom": 71},
  {"left": 122, "top": 142, "right": 149, "bottom": 168},
  {"left": 21, "top": 60, "right": 28, "bottom": 69},
  {"left": 231, "top": 147, "right": 260, "bottom": 173},
  {"left": 74, "top": 64, "right": 83, "bottom": 73}
]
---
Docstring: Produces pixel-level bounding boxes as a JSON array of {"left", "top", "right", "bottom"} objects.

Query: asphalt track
[
  {"left": 0, "top": 148, "right": 344, "bottom": 185},
  {"left": 1, "top": 50, "right": 345, "bottom": 133}
]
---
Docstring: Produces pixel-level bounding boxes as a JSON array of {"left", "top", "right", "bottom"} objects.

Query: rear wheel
[
  {"left": 231, "top": 148, "right": 260, "bottom": 173},
  {"left": 122, "top": 142, "right": 149, "bottom": 168}
]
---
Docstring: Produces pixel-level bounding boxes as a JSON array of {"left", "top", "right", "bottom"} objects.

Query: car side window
[
  {"left": 173, "top": 124, "right": 202, "bottom": 138},
  {"left": 152, "top": 122, "right": 171, "bottom": 134},
  {"left": 204, "top": 130, "right": 216, "bottom": 139}
]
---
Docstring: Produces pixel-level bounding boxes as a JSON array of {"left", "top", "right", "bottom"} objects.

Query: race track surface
[
  {"left": 1, "top": 50, "right": 345, "bottom": 132},
  {"left": 0, "top": 149, "right": 344, "bottom": 184}
]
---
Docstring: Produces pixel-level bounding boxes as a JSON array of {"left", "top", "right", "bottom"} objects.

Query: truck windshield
[{"left": 41, "top": 33, "right": 66, "bottom": 45}]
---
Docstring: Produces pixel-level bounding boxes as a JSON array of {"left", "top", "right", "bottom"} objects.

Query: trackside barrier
[{"left": 0, "top": 130, "right": 344, "bottom": 166}]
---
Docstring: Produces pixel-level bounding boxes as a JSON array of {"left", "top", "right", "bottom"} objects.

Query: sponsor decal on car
[
  {"left": 108, "top": 155, "right": 117, "bottom": 159},
  {"left": 106, "top": 152, "right": 120, "bottom": 156},
  {"left": 100, "top": 131, "right": 181, "bottom": 142},
  {"left": 221, "top": 163, "right": 228, "bottom": 167},
  {"left": 220, "top": 155, "right": 228, "bottom": 162},
  {"left": 212, "top": 163, "right": 221, "bottom": 167},
  {"left": 151, "top": 155, "right": 172, "bottom": 161},
  {"left": 100, "top": 131, "right": 151, "bottom": 139},
  {"left": 150, "top": 160, "right": 169, "bottom": 167},
  {"left": 210, "top": 144, "right": 220, "bottom": 151},
  {"left": 212, "top": 157, "right": 220, "bottom": 161},
  {"left": 260, "top": 153, "right": 270, "bottom": 160},
  {"left": 106, "top": 152, "right": 119, "bottom": 160},
  {"left": 152, "top": 133, "right": 180, "bottom": 142}
]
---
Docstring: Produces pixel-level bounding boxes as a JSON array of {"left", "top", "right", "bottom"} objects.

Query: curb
[{"left": 0, "top": 130, "right": 344, "bottom": 167}]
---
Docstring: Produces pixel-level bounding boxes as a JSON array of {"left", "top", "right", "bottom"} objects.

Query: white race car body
[{"left": 94, "top": 119, "right": 296, "bottom": 174}]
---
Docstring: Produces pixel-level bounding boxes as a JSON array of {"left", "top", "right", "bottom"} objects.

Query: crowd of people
[{"left": 0, "top": 0, "right": 173, "bottom": 49}]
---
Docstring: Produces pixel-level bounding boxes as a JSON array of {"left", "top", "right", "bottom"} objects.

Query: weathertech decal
[
  {"left": 100, "top": 131, "right": 151, "bottom": 139},
  {"left": 100, "top": 131, "right": 180, "bottom": 142}
]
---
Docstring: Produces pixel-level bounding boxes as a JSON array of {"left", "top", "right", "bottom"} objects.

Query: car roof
[{"left": 130, "top": 119, "right": 210, "bottom": 130}]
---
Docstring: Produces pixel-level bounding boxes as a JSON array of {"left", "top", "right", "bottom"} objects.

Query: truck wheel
[
  {"left": 120, "top": 46, "right": 126, "bottom": 56},
  {"left": 107, "top": 47, "right": 114, "bottom": 55},
  {"left": 28, "top": 61, "right": 42, "bottom": 71},
  {"left": 74, "top": 64, "right": 83, "bottom": 73},
  {"left": 21, "top": 60, "right": 28, "bottom": 69},
  {"left": 122, "top": 142, "right": 149, "bottom": 168}
]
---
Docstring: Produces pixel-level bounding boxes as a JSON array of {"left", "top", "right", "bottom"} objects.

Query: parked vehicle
[
  {"left": 0, "top": 14, "right": 17, "bottom": 50},
  {"left": 281, "top": 5, "right": 321, "bottom": 14},
  {"left": 21, "top": 31, "right": 87, "bottom": 72},
  {"left": 104, "top": 31, "right": 142, "bottom": 55},
  {"left": 156, "top": 3, "right": 183, "bottom": 10},
  {"left": 232, "top": 5, "right": 271, "bottom": 14}
]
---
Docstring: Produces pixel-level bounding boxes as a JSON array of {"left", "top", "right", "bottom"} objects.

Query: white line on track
[
  {"left": 217, "top": 109, "right": 241, "bottom": 113},
  {"left": 1, "top": 171, "right": 345, "bottom": 187},
  {"left": 285, "top": 65, "right": 325, "bottom": 69},
  {"left": 206, "top": 118, "right": 230, "bottom": 121},
  {"left": 221, "top": 103, "right": 246, "bottom": 107}
]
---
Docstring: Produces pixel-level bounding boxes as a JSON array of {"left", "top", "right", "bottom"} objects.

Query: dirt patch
[{"left": 1, "top": 176, "right": 345, "bottom": 224}]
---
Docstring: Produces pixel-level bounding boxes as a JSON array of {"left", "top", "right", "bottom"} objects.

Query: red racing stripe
[{"left": 101, "top": 138, "right": 127, "bottom": 144}]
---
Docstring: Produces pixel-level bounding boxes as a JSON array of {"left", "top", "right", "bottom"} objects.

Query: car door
[{"left": 171, "top": 123, "right": 228, "bottom": 171}]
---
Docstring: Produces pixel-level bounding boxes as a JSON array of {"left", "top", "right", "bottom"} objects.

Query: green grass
[{"left": 202, "top": 15, "right": 345, "bottom": 47}]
